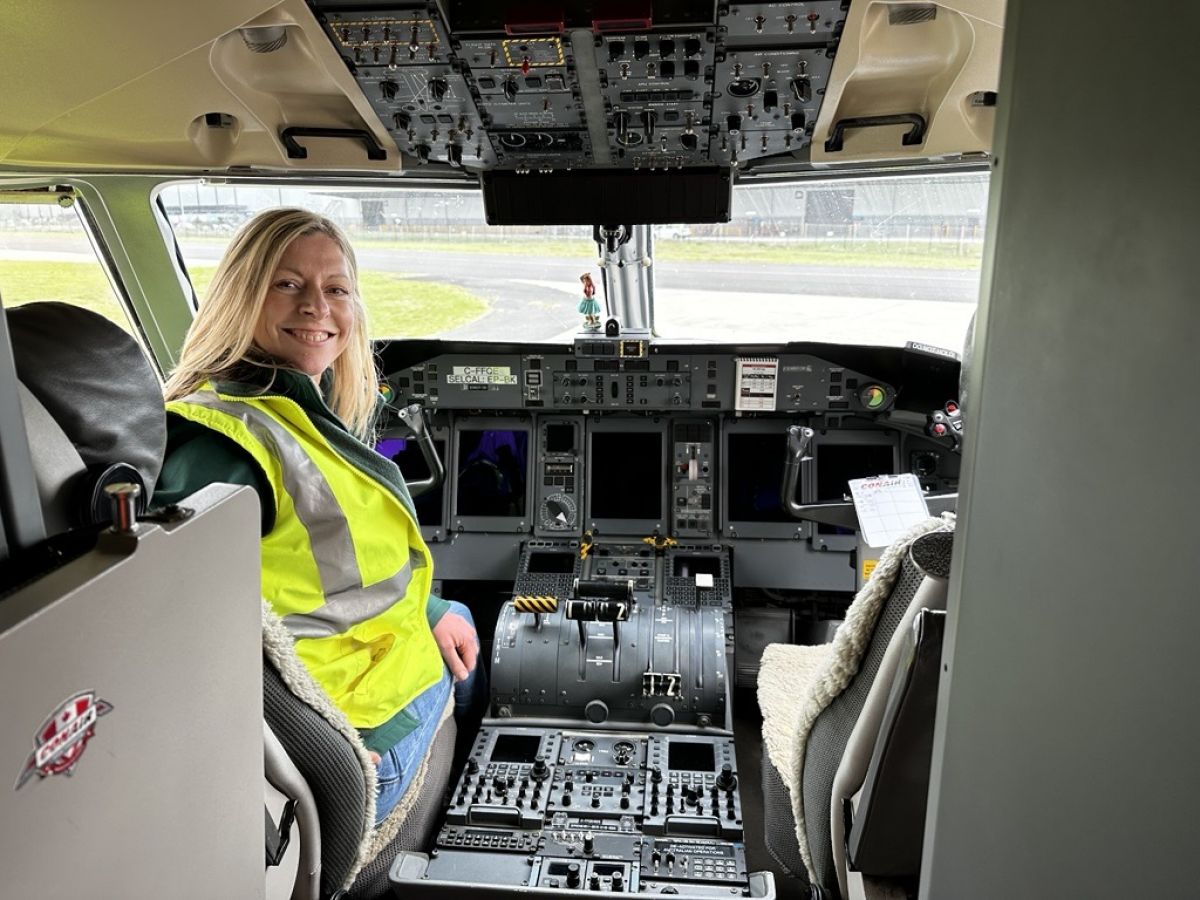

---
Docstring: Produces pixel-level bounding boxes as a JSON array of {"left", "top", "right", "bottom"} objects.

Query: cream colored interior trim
[
  {"left": 847, "top": 869, "right": 912, "bottom": 900},
  {"left": 264, "top": 720, "right": 321, "bottom": 900},
  {"left": 0, "top": 0, "right": 397, "bottom": 173},
  {"left": 830, "top": 572, "right": 949, "bottom": 900},
  {"left": 811, "top": 1, "right": 1004, "bottom": 165}
]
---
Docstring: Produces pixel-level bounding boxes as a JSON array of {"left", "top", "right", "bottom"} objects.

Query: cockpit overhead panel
[{"left": 311, "top": 0, "right": 848, "bottom": 178}]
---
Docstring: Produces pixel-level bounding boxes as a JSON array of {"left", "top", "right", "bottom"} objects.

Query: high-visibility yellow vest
[{"left": 168, "top": 385, "right": 444, "bottom": 728}]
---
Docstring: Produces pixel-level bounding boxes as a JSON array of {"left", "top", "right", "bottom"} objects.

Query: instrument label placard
[{"left": 448, "top": 365, "right": 517, "bottom": 385}]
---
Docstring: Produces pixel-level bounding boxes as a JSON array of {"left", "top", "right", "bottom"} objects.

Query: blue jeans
[{"left": 374, "top": 601, "right": 486, "bottom": 824}]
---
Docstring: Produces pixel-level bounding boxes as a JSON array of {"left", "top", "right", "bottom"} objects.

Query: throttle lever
[{"left": 568, "top": 579, "right": 634, "bottom": 649}]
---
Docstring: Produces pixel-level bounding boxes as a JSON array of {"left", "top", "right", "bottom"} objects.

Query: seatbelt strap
[{"left": 264, "top": 799, "right": 297, "bottom": 868}]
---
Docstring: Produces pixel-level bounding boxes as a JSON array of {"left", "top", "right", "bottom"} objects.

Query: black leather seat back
[{"left": 9, "top": 302, "right": 166, "bottom": 526}]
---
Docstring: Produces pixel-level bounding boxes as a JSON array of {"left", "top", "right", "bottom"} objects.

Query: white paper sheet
[{"left": 849, "top": 473, "right": 931, "bottom": 548}]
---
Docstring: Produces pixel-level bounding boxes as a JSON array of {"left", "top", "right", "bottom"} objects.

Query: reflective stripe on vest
[
  {"left": 182, "top": 391, "right": 415, "bottom": 639},
  {"left": 168, "top": 387, "right": 443, "bottom": 728}
]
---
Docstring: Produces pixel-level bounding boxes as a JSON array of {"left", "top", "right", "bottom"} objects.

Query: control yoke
[
  {"left": 781, "top": 425, "right": 958, "bottom": 532},
  {"left": 781, "top": 425, "right": 814, "bottom": 517},
  {"left": 380, "top": 404, "right": 445, "bottom": 499},
  {"left": 780, "top": 425, "right": 860, "bottom": 530}
]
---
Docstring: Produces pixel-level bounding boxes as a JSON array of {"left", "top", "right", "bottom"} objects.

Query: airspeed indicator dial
[{"left": 539, "top": 492, "right": 578, "bottom": 530}]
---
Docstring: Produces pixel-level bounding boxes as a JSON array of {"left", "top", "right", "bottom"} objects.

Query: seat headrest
[
  {"left": 910, "top": 530, "right": 954, "bottom": 579},
  {"left": 9, "top": 302, "right": 166, "bottom": 521}
]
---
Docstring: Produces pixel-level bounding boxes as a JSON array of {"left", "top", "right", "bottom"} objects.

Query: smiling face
[{"left": 252, "top": 232, "right": 355, "bottom": 381}]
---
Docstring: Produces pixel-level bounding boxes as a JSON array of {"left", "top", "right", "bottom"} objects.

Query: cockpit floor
[{"left": 732, "top": 688, "right": 809, "bottom": 900}]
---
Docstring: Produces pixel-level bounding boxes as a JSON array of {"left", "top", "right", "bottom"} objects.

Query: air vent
[
  {"left": 888, "top": 4, "right": 938, "bottom": 25},
  {"left": 239, "top": 25, "right": 288, "bottom": 53}
]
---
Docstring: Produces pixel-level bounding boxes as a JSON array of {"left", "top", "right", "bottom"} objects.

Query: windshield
[{"left": 161, "top": 171, "right": 985, "bottom": 351}]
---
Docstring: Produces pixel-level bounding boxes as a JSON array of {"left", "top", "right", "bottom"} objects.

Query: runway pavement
[{"left": 1, "top": 235, "right": 981, "bottom": 347}]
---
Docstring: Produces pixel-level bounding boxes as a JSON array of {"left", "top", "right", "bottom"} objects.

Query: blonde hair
[{"left": 164, "top": 208, "right": 378, "bottom": 438}]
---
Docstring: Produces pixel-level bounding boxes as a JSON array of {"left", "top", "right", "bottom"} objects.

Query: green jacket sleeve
[
  {"left": 155, "top": 415, "right": 276, "bottom": 534},
  {"left": 427, "top": 593, "right": 451, "bottom": 629}
]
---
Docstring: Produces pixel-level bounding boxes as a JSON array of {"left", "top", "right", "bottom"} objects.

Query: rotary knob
[
  {"left": 585, "top": 699, "right": 610, "bottom": 723},
  {"left": 716, "top": 763, "right": 737, "bottom": 791}
]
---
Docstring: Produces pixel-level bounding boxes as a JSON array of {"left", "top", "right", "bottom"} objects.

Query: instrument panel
[
  {"left": 385, "top": 341, "right": 896, "bottom": 416},
  {"left": 379, "top": 337, "right": 957, "bottom": 896},
  {"left": 377, "top": 339, "right": 960, "bottom": 593}
]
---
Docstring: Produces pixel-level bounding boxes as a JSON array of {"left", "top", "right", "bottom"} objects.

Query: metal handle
[
  {"left": 279, "top": 127, "right": 387, "bottom": 161},
  {"left": 513, "top": 595, "right": 558, "bottom": 614},
  {"left": 104, "top": 482, "right": 141, "bottom": 533},
  {"left": 824, "top": 113, "right": 927, "bottom": 152}
]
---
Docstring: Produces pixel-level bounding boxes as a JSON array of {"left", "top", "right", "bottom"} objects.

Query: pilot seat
[{"left": 1, "top": 301, "right": 453, "bottom": 900}]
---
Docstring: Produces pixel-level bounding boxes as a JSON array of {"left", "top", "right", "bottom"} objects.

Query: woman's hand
[{"left": 432, "top": 612, "right": 478, "bottom": 682}]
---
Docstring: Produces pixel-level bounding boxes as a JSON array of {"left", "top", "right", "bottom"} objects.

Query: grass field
[
  {"left": 0, "top": 260, "right": 490, "bottom": 338},
  {"left": 337, "top": 236, "right": 985, "bottom": 269},
  {"left": 3, "top": 229, "right": 982, "bottom": 270}
]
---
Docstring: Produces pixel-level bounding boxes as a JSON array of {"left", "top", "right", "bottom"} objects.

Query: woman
[{"left": 157, "top": 208, "right": 484, "bottom": 824}]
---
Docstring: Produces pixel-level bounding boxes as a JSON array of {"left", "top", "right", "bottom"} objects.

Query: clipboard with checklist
[{"left": 849, "top": 473, "right": 931, "bottom": 548}]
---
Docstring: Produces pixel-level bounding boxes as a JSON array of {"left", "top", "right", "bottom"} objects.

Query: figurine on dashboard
[{"left": 578, "top": 272, "right": 600, "bottom": 330}]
